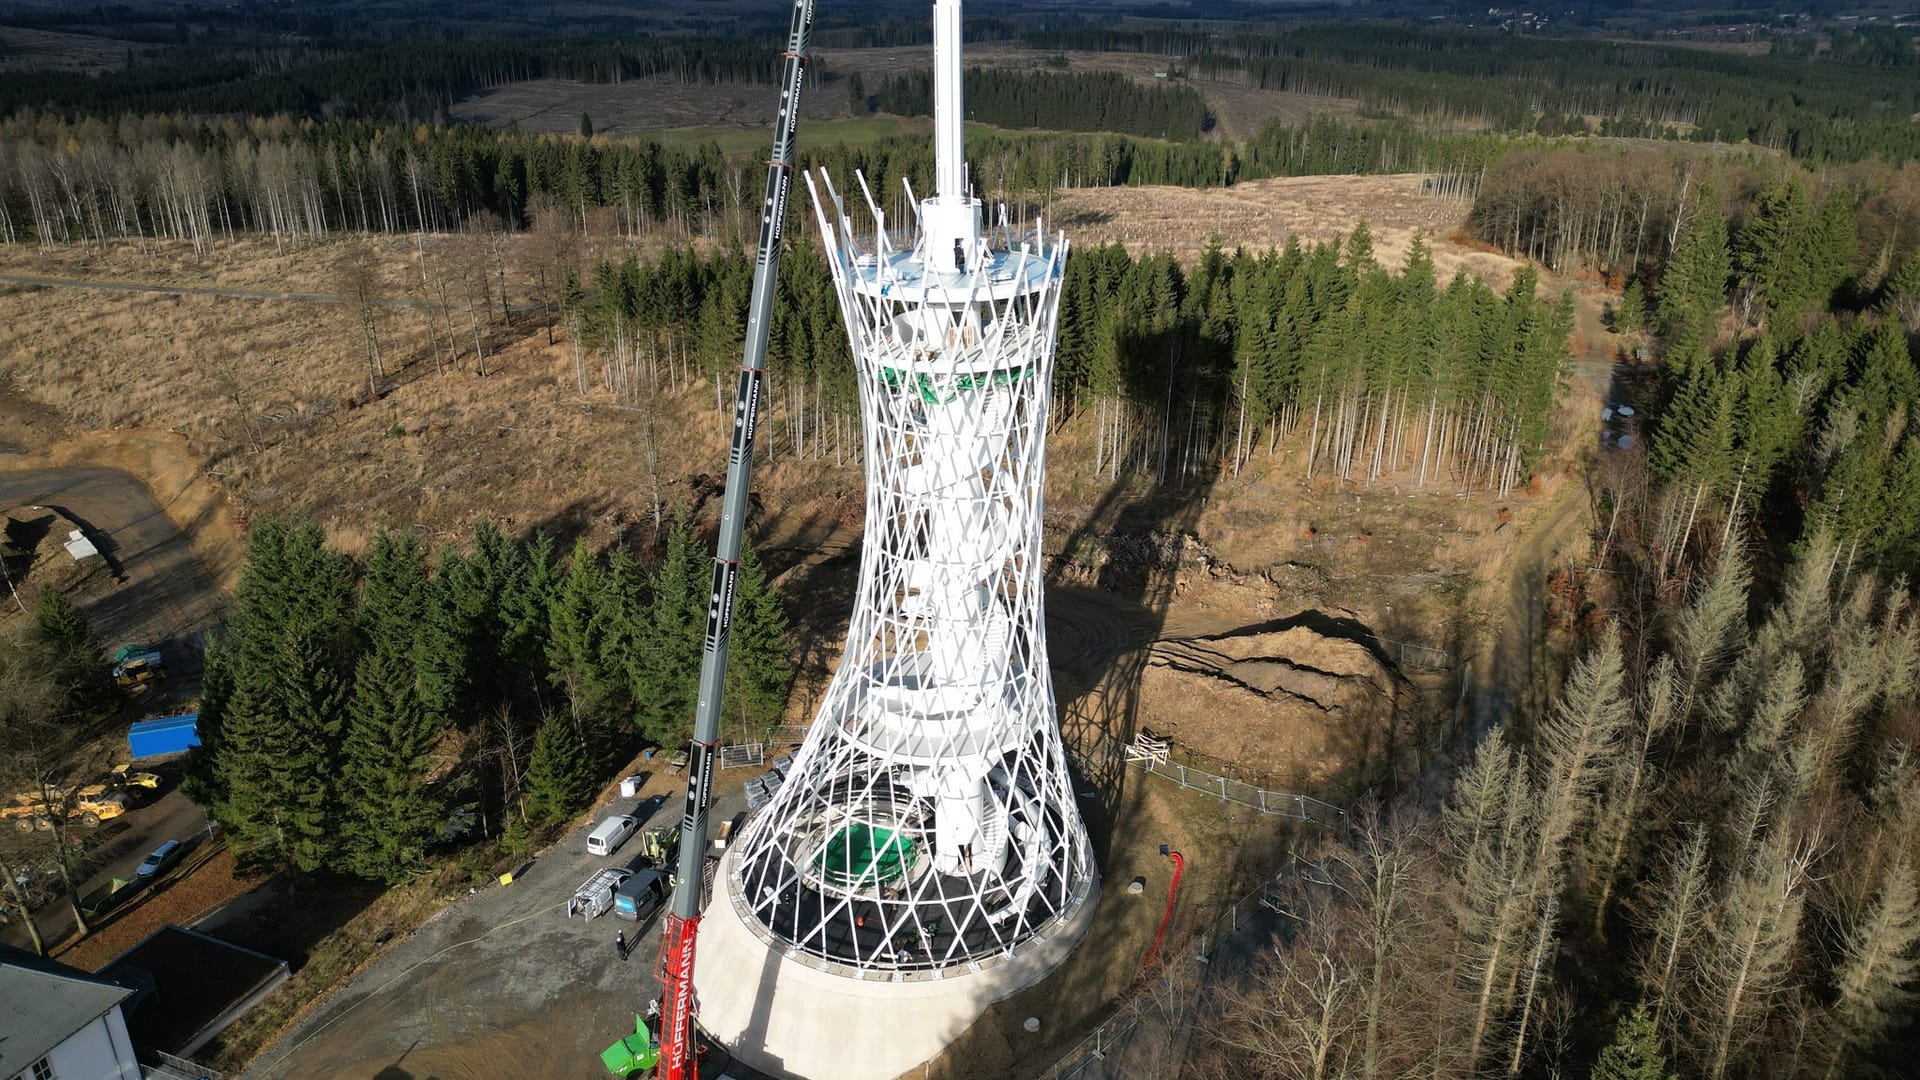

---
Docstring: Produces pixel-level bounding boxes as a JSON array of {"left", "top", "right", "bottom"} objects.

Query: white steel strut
[{"left": 722, "top": 0, "right": 1096, "bottom": 978}]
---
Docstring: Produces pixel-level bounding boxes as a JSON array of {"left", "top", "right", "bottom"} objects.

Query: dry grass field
[
  {"left": 0, "top": 173, "right": 1608, "bottom": 591},
  {"left": 451, "top": 45, "right": 1355, "bottom": 143},
  {"left": 0, "top": 175, "right": 1609, "bottom": 826},
  {"left": 0, "top": 25, "right": 164, "bottom": 72},
  {"left": 1053, "top": 173, "right": 1507, "bottom": 282}
]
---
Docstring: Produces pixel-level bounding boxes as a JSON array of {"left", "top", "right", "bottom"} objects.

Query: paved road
[
  {"left": 0, "top": 786, "right": 212, "bottom": 953},
  {"left": 0, "top": 272, "right": 419, "bottom": 308},
  {"left": 0, "top": 466, "right": 225, "bottom": 669},
  {"left": 0, "top": 467, "right": 224, "bottom": 951}
]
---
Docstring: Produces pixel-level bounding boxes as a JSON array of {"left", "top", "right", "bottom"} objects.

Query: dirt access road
[
  {"left": 0, "top": 466, "right": 224, "bottom": 668},
  {"left": 0, "top": 272, "right": 417, "bottom": 308}
]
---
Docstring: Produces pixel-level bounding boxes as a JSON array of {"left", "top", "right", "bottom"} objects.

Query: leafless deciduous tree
[
  {"left": 0, "top": 623, "right": 98, "bottom": 942},
  {"left": 334, "top": 240, "right": 386, "bottom": 400}
]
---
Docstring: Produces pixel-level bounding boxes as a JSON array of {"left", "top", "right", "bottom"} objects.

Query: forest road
[
  {"left": 1465, "top": 480, "right": 1592, "bottom": 745},
  {"left": 0, "top": 273, "right": 420, "bottom": 307},
  {"left": 0, "top": 466, "right": 224, "bottom": 671}
]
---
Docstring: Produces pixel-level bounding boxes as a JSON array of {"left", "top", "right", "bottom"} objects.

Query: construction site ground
[
  {"left": 240, "top": 769, "right": 738, "bottom": 1080},
  {"left": 0, "top": 465, "right": 226, "bottom": 674}
]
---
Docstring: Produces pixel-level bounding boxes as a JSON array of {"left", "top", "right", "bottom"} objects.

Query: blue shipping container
[{"left": 128, "top": 714, "right": 200, "bottom": 759}]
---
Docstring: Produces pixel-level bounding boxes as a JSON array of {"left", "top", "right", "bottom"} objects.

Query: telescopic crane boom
[{"left": 654, "top": 0, "right": 814, "bottom": 1077}]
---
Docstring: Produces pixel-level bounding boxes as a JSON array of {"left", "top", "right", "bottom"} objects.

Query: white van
[{"left": 587, "top": 814, "right": 639, "bottom": 857}]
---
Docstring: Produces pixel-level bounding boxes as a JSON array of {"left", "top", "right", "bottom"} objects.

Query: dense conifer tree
[
  {"left": 548, "top": 539, "right": 613, "bottom": 716},
  {"left": 1593, "top": 1004, "right": 1677, "bottom": 1080},
  {"left": 522, "top": 711, "right": 594, "bottom": 826},
  {"left": 31, "top": 588, "right": 105, "bottom": 710},
  {"left": 201, "top": 520, "right": 357, "bottom": 871},
  {"left": 338, "top": 532, "right": 442, "bottom": 883},
  {"left": 722, "top": 543, "right": 793, "bottom": 740},
  {"left": 1657, "top": 192, "right": 1731, "bottom": 344},
  {"left": 631, "top": 523, "right": 706, "bottom": 743}
]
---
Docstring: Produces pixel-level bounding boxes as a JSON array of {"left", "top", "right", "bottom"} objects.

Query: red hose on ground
[{"left": 1142, "top": 847, "right": 1184, "bottom": 970}]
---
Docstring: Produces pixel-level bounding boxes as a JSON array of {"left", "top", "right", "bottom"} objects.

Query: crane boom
[{"left": 656, "top": 0, "right": 814, "bottom": 1077}]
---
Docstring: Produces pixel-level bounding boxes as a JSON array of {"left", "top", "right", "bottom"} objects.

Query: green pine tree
[
  {"left": 1733, "top": 177, "right": 1812, "bottom": 325},
  {"left": 1878, "top": 249, "right": 1920, "bottom": 322},
  {"left": 1592, "top": 1003, "right": 1676, "bottom": 1080},
  {"left": 1657, "top": 192, "right": 1730, "bottom": 341},
  {"left": 418, "top": 545, "right": 482, "bottom": 727},
  {"left": 201, "top": 519, "right": 357, "bottom": 871},
  {"left": 338, "top": 532, "right": 443, "bottom": 883},
  {"left": 1651, "top": 356, "right": 1737, "bottom": 488},
  {"left": 273, "top": 624, "right": 351, "bottom": 873},
  {"left": 497, "top": 530, "right": 560, "bottom": 699},
  {"left": 548, "top": 539, "right": 612, "bottom": 715},
  {"left": 631, "top": 523, "right": 706, "bottom": 742},
  {"left": 522, "top": 711, "right": 594, "bottom": 826},
  {"left": 1614, "top": 279, "right": 1646, "bottom": 334},
  {"left": 723, "top": 543, "right": 793, "bottom": 742},
  {"left": 32, "top": 587, "right": 105, "bottom": 711}
]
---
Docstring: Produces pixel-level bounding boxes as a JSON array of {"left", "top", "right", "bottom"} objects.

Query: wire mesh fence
[
  {"left": 1075, "top": 736, "right": 1348, "bottom": 825},
  {"left": 1133, "top": 755, "right": 1349, "bottom": 825}
]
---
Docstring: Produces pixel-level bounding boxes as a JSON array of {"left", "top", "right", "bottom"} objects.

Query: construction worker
[{"left": 615, "top": 930, "right": 627, "bottom": 961}]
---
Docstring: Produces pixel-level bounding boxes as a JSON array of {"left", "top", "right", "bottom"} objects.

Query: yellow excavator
[{"left": 2, "top": 766, "right": 159, "bottom": 831}]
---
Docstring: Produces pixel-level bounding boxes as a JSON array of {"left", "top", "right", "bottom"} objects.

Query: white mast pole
[{"left": 933, "top": 0, "right": 965, "bottom": 201}]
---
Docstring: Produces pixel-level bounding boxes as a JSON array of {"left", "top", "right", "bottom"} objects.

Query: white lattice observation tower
[{"left": 691, "top": 2, "right": 1098, "bottom": 1074}]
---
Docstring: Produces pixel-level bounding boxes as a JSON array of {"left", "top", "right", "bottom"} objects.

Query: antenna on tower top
[{"left": 933, "top": 0, "right": 965, "bottom": 201}]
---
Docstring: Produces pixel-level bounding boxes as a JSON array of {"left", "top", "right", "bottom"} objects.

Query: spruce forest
[
  {"left": 184, "top": 519, "right": 792, "bottom": 881},
  {"left": 573, "top": 235, "right": 1572, "bottom": 500}
]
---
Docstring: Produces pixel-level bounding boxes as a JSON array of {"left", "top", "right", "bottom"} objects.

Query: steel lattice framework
[{"left": 720, "top": 0, "right": 1095, "bottom": 979}]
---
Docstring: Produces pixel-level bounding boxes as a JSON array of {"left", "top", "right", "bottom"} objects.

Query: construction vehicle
[
  {"left": 636, "top": 825, "right": 681, "bottom": 869},
  {"left": 112, "top": 644, "right": 166, "bottom": 692},
  {"left": 94, "top": 763, "right": 162, "bottom": 793},
  {"left": 2, "top": 764, "right": 157, "bottom": 831},
  {"left": 604, "top": 2, "right": 815, "bottom": 1077},
  {"left": 3, "top": 788, "right": 131, "bottom": 831}
]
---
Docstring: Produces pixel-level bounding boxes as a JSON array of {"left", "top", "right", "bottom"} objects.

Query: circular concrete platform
[{"left": 692, "top": 845, "right": 1098, "bottom": 1080}]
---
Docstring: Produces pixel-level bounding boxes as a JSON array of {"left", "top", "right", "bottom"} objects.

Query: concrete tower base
[{"left": 692, "top": 846, "right": 1098, "bottom": 1080}]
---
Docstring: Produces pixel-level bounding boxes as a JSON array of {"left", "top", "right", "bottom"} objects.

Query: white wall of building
[{"left": 39, "top": 1007, "right": 139, "bottom": 1080}]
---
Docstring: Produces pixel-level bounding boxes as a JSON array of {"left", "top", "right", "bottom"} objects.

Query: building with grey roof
[{"left": 0, "top": 944, "right": 140, "bottom": 1080}]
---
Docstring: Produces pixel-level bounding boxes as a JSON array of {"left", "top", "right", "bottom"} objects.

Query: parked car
[
  {"left": 134, "top": 839, "right": 184, "bottom": 879},
  {"left": 612, "top": 868, "right": 669, "bottom": 923},
  {"left": 587, "top": 815, "right": 639, "bottom": 857}
]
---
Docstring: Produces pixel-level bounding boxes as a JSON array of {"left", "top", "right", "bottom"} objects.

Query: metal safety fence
[{"left": 1075, "top": 735, "right": 1349, "bottom": 826}]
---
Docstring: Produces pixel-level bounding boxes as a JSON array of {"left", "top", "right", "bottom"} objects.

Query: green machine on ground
[{"left": 600, "top": 1015, "right": 660, "bottom": 1078}]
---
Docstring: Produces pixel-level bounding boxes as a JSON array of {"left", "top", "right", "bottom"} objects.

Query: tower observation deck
[{"left": 690, "top": 1, "right": 1098, "bottom": 1075}]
